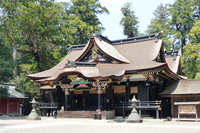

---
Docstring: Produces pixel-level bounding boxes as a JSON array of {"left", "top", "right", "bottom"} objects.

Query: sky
[{"left": 57, "top": 0, "right": 175, "bottom": 40}]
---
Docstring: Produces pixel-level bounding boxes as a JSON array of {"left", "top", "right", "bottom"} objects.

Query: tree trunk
[{"left": 13, "top": 47, "right": 17, "bottom": 77}]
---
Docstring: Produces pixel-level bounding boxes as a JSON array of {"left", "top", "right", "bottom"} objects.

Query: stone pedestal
[
  {"left": 27, "top": 98, "right": 41, "bottom": 120},
  {"left": 126, "top": 96, "right": 143, "bottom": 123},
  {"left": 19, "top": 104, "right": 23, "bottom": 115}
]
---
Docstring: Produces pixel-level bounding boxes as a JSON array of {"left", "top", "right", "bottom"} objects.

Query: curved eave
[
  {"left": 152, "top": 40, "right": 165, "bottom": 62},
  {"left": 131, "top": 63, "right": 167, "bottom": 74},
  {"left": 163, "top": 65, "right": 187, "bottom": 80},
  {"left": 164, "top": 55, "right": 187, "bottom": 80},
  {"left": 35, "top": 62, "right": 169, "bottom": 84},
  {"left": 94, "top": 37, "right": 131, "bottom": 63},
  {"left": 165, "top": 56, "right": 180, "bottom": 74},
  {"left": 27, "top": 49, "right": 83, "bottom": 80},
  {"left": 35, "top": 67, "right": 102, "bottom": 83},
  {"left": 76, "top": 37, "right": 131, "bottom": 64}
]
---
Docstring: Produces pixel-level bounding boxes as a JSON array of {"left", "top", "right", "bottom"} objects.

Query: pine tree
[
  {"left": 146, "top": 4, "right": 172, "bottom": 50},
  {"left": 120, "top": 2, "right": 139, "bottom": 38},
  {"left": 169, "top": 0, "right": 196, "bottom": 55},
  {"left": 67, "top": 0, "right": 109, "bottom": 44},
  {"left": 0, "top": 32, "right": 15, "bottom": 82}
]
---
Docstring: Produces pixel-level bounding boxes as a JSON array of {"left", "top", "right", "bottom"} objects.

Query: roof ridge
[{"left": 68, "top": 32, "right": 162, "bottom": 52}]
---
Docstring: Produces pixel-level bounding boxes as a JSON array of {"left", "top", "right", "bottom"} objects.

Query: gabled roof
[
  {"left": 76, "top": 37, "right": 131, "bottom": 63},
  {"left": 0, "top": 83, "right": 27, "bottom": 99},
  {"left": 160, "top": 80, "right": 200, "bottom": 96},
  {"left": 27, "top": 32, "right": 186, "bottom": 84}
]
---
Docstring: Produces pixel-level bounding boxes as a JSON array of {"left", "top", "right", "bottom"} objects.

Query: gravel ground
[{"left": 0, "top": 116, "right": 200, "bottom": 133}]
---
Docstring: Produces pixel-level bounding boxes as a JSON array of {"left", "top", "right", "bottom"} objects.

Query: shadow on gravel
[{"left": 0, "top": 114, "right": 26, "bottom": 120}]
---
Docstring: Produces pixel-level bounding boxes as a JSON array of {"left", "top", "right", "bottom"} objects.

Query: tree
[
  {"left": 67, "top": 0, "right": 109, "bottom": 44},
  {"left": 0, "top": 0, "right": 71, "bottom": 71},
  {"left": 169, "top": 0, "right": 196, "bottom": 55},
  {"left": 120, "top": 2, "right": 139, "bottom": 38},
  {"left": 0, "top": 32, "right": 15, "bottom": 82},
  {"left": 146, "top": 4, "right": 172, "bottom": 50},
  {"left": 0, "top": 86, "right": 9, "bottom": 99},
  {"left": 181, "top": 20, "right": 200, "bottom": 79},
  {"left": 193, "top": 0, "right": 200, "bottom": 20}
]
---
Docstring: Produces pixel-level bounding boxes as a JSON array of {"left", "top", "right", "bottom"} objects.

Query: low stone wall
[
  {"left": 57, "top": 110, "right": 115, "bottom": 119},
  {"left": 101, "top": 110, "right": 115, "bottom": 119}
]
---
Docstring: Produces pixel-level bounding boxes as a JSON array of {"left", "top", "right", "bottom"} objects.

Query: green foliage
[
  {"left": 0, "top": 0, "right": 108, "bottom": 103},
  {"left": 67, "top": 0, "right": 109, "bottom": 44},
  {"left": 195, "top": 72, "right": 200, "bottom": 79},
  {"left": 120, "top": 2, "right": 139, "bottom": 38},
  {"left": 146, "top": 4, "right": 172, "bottom": 50},
  {"left": 181, "top": 20, "right": 200, "bottom": 79},
  {"left": 0, "top": 33, "right": 15, "bottom": 82},
  {"left": 169, "top": 0, "right": 196, "bottom": 53},
  {"left": 0, "top": 0, "right": 70, "bottom": 71},
  {"left": 0, "top": 86, "right": 9, "bottom": 99}
]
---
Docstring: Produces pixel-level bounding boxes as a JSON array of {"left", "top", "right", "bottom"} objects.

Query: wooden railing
[
  {"left": 106, "top": 100, "right": 162, "bottom": 119},
  {"left": 39, "top": 101, "right": 162, "bottom": 118},
  {"left": 136, "top": 100, "right": 162, "bottom": 119},
  {"left": 106, "top": 100, "right": 161, "bottom": 108},
  {"left": 39, "top": 102, "right": 59, "bottom": 109}
]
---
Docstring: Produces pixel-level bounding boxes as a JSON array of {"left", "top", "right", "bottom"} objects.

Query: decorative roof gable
[
  {"left": 76, "top": 33, "right": 131, "bottom": 64},
  {"left": 80, "top": 45, "right": 119, "bottom": 63}
]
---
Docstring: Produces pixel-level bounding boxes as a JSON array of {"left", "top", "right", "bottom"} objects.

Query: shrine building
[
  {"left": 27, "top": 31, "right": 188, "bottom": 119},
  {"left": 0, "top": 83, "right": 27, "bottom": 114}
]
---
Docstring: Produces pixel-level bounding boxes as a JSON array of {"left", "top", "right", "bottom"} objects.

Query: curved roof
[
  {"left": 76, "top": 37, "right": 131, "bottom": 63},
  {"left": 94, "top": 38, "right": 131, "bottom": 63},
  {"left": 27, "top": 34, "right": 186, "bottom": 83},
  {"left": 27, "top": 49, "right": 82, "bottom": 80},
  {"left": 165, "top": 56, "right": 180, "bottom": 74}
]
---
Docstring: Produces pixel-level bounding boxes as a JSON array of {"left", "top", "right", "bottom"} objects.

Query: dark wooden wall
[{"left": 171, "top": 95, "right": 200, "bottom": 118}]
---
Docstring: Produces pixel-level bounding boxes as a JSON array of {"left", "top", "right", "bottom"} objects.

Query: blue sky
[{"left": 57, "top": 0, "right": 175, "bottom": 40}]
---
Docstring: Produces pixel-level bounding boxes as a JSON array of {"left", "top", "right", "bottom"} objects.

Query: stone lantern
[
  {"left": 126, "top": 95, "right": 143, "bottom": 123},
  {"left": 27, "top": 98, "right": 41, "bottom": 120}
]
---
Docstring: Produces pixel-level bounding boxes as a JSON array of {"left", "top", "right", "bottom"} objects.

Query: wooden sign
[
  {"left": 178, "top": 105, "right": 198, "bottom": 122},
  {"left": 178, "top": 105, "right": 196, "bottom": 114}
]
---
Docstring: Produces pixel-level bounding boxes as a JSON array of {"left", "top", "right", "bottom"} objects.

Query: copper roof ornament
[{"left": 89, "top": 30, "right": 102, "bottom": 41}]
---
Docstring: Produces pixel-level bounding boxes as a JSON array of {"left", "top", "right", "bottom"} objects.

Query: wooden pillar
[
  {"left": 125, "top": 80, "right": 130, "bottom": 105},
  {"left": 55, "top": 87, "right": 58, "bottom": 102},
  {"left": 128, "top": 84, "right": 130, "bottom": 101},
  {"left": 98, "top": 87, "right": 102, "bottom": 110},
  {"left": 146, "top": 79, "right": 150, "bottom": 116},
  {"left": 171, "top": 97, "right": 174, "bottom": 118},
  {"left": 69, "top": 91, "right": 74, "bottom": 109},
  {"left": 107, "top": 85, "right": 113, "bottom": 102},
  {"left": 7, "top": 99, "right": 9, "bottom": 114},
  {"left": 64, "top": 89, "right": 69, "bottom": 111},
  {"left": 146, "top": 78, "right": 149, "bottom": 101},
  {"left": 40, "top": 109, "right": 42, "bottom": 116},
  {"left": 17, "top": 99, "right": 19, "bottom": 114}
]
